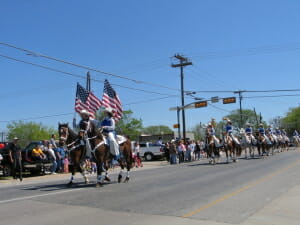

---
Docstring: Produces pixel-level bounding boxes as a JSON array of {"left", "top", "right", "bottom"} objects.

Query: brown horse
[
  {"left": 58, "top": 123, "right": 89, "bottom": 186},
  {"left": 206, "top": 135, "right": 219, "bottom": 164},
  {"left": 255, "top": 132, "right": 270, "bottom": 157},
  {"left": 223, "top": 132, "right": 238, "bottom": 163},
  {"left": 93, "top": 129, "right": 133, "bottom": 187}
]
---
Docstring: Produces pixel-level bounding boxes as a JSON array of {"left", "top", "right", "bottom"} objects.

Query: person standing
[
  {"left": 169, "top": 140, "right": 177, "bottom": 164},
  {"left": 8, "top": 137, "right": 22, "bottom": 181},
  {"left": 47, "top": 143, "right": 57, "bottom": 174},
  {"left": 133, "top": 142, "right": 142, "bottom": 168}
]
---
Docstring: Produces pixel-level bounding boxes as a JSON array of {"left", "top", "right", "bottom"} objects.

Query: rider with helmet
[
  {"left": 100, "top": 107, "right": 120, "bottom": 159},
  {"left": 245, "top": 123, "right": 255, "bottom": 142},
  {"left": 224, "top": 118, "right": 240, "bottom": 145},
  {"left": 258, "top": 124, "right": 272, "bottom": 144}
]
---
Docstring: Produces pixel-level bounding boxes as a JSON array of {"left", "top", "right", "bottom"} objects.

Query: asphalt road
[{"left": 1, "top": 149, "right": 300, "bottom": 225}]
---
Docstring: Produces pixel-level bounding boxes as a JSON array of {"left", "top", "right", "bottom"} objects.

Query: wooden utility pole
[{"left": 171, "top": 54, "right": 192, "bottom": 141}]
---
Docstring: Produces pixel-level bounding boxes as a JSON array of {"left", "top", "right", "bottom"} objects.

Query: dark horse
[
  {"left": 93, "top": 130, "right": 133, "bottom": 187},
  {"left": 58, "top": 122, "right": 133, "bottom": 187},
  {"left": 255, "top": 132, "right": 270, "bottom": 157},
  {"left": 58, "top": 123, "right": 89, "bottom": 185}
]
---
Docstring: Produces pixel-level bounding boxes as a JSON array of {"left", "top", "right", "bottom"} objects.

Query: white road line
[{"left": 0, "top": 188, "right": 83, "bottom": 204}]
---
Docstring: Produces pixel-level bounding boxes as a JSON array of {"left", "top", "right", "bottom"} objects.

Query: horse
[
  {"left": 223, "top": 132, "right": 238, "bottom": 163},
  {"left": 93, "top": 128, "right": 133, "bottom": 187},
  {"left": 240, "top": 129, "right": 256, "bottom": 159},
  {"left": 58, "top": 123, "right": 89, "bottom": 186},
  {"left": 205, "top": 135, "right": 220, "bottom": 165},
  {"left": 255, "top": 132, "right": 270, "bottom": 157}
]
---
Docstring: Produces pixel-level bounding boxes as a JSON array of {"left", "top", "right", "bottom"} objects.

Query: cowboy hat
[
  {"left": 80, "top": 109, "right": 89, "bottom": 115},
  {"left": 104, "top": 107, "right": 114, "bottom": 114},
  {"left": 13, "top": 137, "right": 19, "bottom": 140},
  {"left": 246, "top": 122, "right": 251, "bottom": 126}
]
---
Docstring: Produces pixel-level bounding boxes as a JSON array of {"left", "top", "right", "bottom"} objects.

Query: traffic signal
[
  {"left": 223, "top": 97, "right": 236, "bottom": 104},
  {"left": 195, "top": 101, "right": 208, "bottom": 108},
  {"left": 173, "top": 124, "right": 180, "bottom": 128}
]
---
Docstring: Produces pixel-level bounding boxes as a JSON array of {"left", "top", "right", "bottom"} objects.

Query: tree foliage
[
  {"left": 281, "top": 107, "right": 300, "bottom": 134},
  {"left": 225, "top": 109, "right": 263, "bottom": 128},
  {"left": 143, "top": 125, "right": 173, "bottom": 135},
  {"left": 7, "top": 121, "right": 57, "bottom": 147}
]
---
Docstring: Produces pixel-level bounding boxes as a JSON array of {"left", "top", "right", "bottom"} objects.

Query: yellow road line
[{"left": 182, "top": 159, "right": 300, "bottom": 218}]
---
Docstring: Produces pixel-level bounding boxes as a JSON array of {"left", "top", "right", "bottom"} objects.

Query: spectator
[
  {"left": 55, "top": 143, "right": 66, "bottom": 172},
  {"left": 47, "top": 144, "right": 57, "bottom": 174},
  {"left": 199, "top": 140, "right": 206, "bottom": 158},
  {"left": 32, "top": 144, "right": 46, "bottom": 161},
  {"left": 169, "top": 140, "right": 177, "bottom": 164},
  {"left": 157, "top": 137, "right": 163, "bottom": 146},
  {"left": 177, "top": 140, "right": 186, "bottom": 163},
  {"left": 134, "top": 142, "right": 143, "bottom": 168},
  {"left": 8, "top": 137, "right": 22, "bottom": 181},
  {"left": 63, "top": 155, "right": 69, "bottom": 173},
  {"left": 195, "top": 141, "right": 201, "bottom": 160},
  {"left": 164, "top": 143, "right": 170, "bottom": 162},
  {"left": 50, "top": 134, "right": 58, "bottom": 149}
]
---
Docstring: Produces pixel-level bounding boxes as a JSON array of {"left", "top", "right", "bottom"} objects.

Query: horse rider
[
  {"left": 73, "top": 109, "right": 94, "bottom": 157},
  {"left": 281, "top": 129, "right": 289, "bottom": 142},
  {"left": 206, "top": 122, "right": 220, "bottom": 147},
  {"left": 224, "top": 118, "right": 240, "bottom": 145},
  {"left": 293, "top": 130, "right": 300, "bottom": 142},
  {"left": 100, "top": 107, "right": 120, "bottom": 159},
  {"left": 258, "top": 124, "right": 272, "bottom": 144},
  {"left": 245, "top": 123, "right": 255, "bottom": 142},
  {"left": 266, "top": 125, "right": 277, "bottom": 143}
]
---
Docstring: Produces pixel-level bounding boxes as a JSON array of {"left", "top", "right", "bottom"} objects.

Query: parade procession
[{"left": 2, "top": 1, "right": 300, "bottom": 225}]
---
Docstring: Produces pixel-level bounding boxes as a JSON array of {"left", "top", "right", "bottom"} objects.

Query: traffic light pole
[
  {"left": 171, "top": 55, "right": 192, "bottom": 141},
  {"left": 177, "top": 107, "right": 181, "bottom": 140}
]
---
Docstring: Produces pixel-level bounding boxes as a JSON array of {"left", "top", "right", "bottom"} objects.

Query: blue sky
[{"left": 1, "top": 0, "right": 300, "bottom": 132}]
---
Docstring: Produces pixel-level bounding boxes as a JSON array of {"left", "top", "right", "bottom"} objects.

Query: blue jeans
[
  {"left": 51, "top": 160, "right": 57, "bottom": 173},
  {"left": 170, "top": 154, "right": 177, "bottom": 164}
]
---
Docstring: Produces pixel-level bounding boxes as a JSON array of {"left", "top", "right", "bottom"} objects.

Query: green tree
[
  {"left": 225, "top": 109, "right": 263, "bottom": 128},
  {"left": 96, "top": 109, "right": 143, "bottom": 140},
  {"left": 143, "top": 125, "right": 173, "bottom": 135},
  {"left": 7, "top": 121, "right": 57, "bottom": 147},
  {"left": 281, "top": 107, "right": 300, "bottom": 134}
]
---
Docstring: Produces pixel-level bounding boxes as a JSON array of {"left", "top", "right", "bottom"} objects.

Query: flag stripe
[{"left": 75, "top": 83, "right": 102, "bottom": 119}]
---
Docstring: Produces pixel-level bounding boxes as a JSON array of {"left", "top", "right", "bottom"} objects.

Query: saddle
[{"left": 116, "top": 135, "right": 127, "bottom": 145}]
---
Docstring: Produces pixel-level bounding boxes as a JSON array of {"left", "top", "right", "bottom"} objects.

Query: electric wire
[
  {"left": 0, "top": 42, "right": 181, "bottom": 92},
  {"left": 0, "top": 53, "right": 179, "bottom": 97}
]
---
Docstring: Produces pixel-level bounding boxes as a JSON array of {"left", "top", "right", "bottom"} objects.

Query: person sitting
[
  {"left": 245, "top": 123, "right": 255, "bottom": 142},
  {"left": 100, "top": 107, "right": 120, "bottom": 159},
  {"left": 224, "top": 119, "right": 240, "bottom": 145},
  {"left": 32, "top": 144, "right": 46, "bottom": 161},
  {"left": 206, "top": 123, "right": 220, "bottom": 147},
  {"left": 258, "top": 124, "right": 272, "bottom": 144}
]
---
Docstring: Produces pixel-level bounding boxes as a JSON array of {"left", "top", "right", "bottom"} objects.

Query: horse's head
[{"left": 58, "top": 122, "right": 69, "bottom": 143}]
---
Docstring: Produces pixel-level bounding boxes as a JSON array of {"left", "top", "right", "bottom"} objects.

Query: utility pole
[
  {"left": 86, "top": 71, "right": 91, "bottom": 92},
  {"left": 177, "top": 107, "right": 181, "bottom": 140},
  {"left": 234, "top": 90, "right": 244, "bottom": 127},
  {"left": 171, "top": 54, "right": 192, "bottom": 141}
]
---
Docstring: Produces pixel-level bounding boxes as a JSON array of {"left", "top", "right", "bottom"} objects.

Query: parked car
[
  {"left": 21, "top": 141, "right": 53, "bottom": 175},
  {"left": 139, "top": 142, "right": 165, "bottom": 161},
  {"left": 0, "top": 142, "right": 11, "bottom": 176}
]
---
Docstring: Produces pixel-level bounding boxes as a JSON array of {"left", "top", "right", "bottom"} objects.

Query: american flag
[
  {"left": 75, "top": 83, "right": 102, "bottom": 118},
  {"left": 102, "top": 79, "right": 123, "bottom": 121}
]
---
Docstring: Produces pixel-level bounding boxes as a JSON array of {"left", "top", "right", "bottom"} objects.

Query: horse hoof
[
  {"left": 67, "top": 181, "right": 73, "bottom": 187},
  {"left": 124, "top": 177, "right": 130, "bottom": 183},
  {"left": 96, "top": 182, "right": 103, "bottom": 188},
  {"left": 85, "top": 179, "right": 89, "bottom": 185},
  {"left": 104, "top": 176, "right": 111, "bottom": 182},
  {"left": 118, "top": 175, "right": 122, "bottom": 183}
]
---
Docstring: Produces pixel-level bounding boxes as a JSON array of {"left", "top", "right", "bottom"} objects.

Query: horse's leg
[
  {"left": 118, "top": 161, "right": 125, "bottom": 183},
  {"left": 96, "top": 161, "right": 105, "bottom": 187}
]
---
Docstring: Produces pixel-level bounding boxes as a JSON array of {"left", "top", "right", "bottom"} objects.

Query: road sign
[
  {"left": 173, "top": 124, "right": 180, "bottom": 128},
  {"left": 211, "top": 96, "right": 219, "bottom": 103},
  {"left": 195, "top": 101, "right": 208, "bottom": 108},
  {"left": 223, "top": 97, "right": 236, "bottom": 104}
]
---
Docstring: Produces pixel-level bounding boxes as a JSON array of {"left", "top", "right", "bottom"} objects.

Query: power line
[
  {"left": 0, "top": 53, "right": 179, "bottom": 97},
  {"left": 193, "top": 89, "right": 300, "bottom": 93},
  {"left": 0, "top": 42, "right": 182, "bottom": 92},
  {"left": 0, "top": 113, "right": 74, "bottom": 123}
]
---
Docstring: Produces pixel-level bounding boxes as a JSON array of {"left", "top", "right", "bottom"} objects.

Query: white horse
[{"left": 240, "top": 128, "right": 256, "bottom": 159}]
